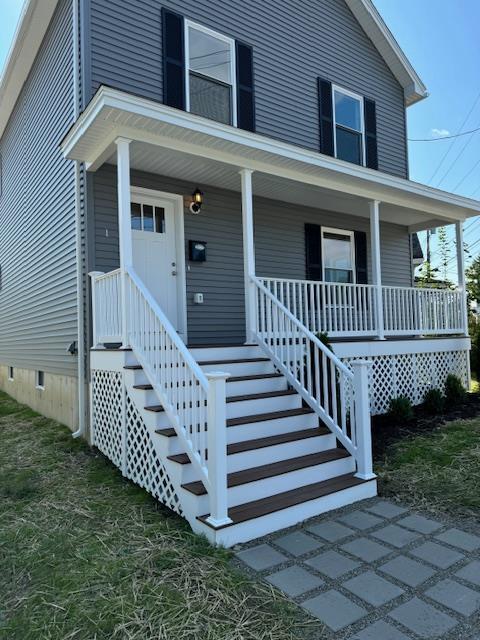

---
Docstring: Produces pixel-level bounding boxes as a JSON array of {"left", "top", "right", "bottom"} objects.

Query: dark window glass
[
  {"left": 131, "top": 202, "right": 142, "bottom": 230},
  {"left": 189, "top": 73, "right": 231, "bottom": 124},
  {"left": 335, "top": 127, "right": 362, "bottom": 165},
  {"left": 155, "top": 207, "right": 165, "bottom": 233},
  {"left": 143, "top": 205, "right": 154, "bottom": 232}
]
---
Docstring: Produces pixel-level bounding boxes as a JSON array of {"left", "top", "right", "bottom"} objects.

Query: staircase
[{"left": 123, "top": 343, "right": 377, "bottom": 547}]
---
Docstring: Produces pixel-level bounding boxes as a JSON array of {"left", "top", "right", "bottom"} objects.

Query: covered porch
[{"left": 61, "top": 87, "right": 478, "bottom": 349}]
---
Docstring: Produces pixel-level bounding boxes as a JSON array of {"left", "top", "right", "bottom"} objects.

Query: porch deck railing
[
  {"left": 251, "top": 275, "right": 375, "bottom": 480},
  {"left": 259, "top": 277, "right": 465, "bottom": 338},
  {"left": 89, "top": 268, "right": 231, "bottom": 527}
]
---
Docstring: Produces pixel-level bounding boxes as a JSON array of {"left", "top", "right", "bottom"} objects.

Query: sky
[{"left": 1, "top": 0, "right": 479, "bottom": 282}]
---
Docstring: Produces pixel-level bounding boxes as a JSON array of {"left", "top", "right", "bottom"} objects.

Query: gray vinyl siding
[
  {"left": 0, "top": 0, "right": 78, "bottom": 376},
  {"left": 92, "top": 165, "right": 411, "bottom": 344},
  {"left": 88, "top": 0, "right": 408, "bottom": 178}
]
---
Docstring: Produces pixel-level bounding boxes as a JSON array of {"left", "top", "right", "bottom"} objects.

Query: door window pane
[
  {"left": 131, "top": 202, "right": 142, "bottom": 230},
  {"left": 335, "top": 127, "right": 362, "bottom": 165},
  {"left": 143, "top": 204, "right": 154, "bottom": 232},
  {"left": 334, "top": 91, "right": 361, "bottom": 130},
  {"left": 323, "top": 231, "right": 354, "bottom": 283},
  {"left": 189, "top": 27, "right": 231, "bottom": 84},
  {"left": 155, "top": 207, "right": 165, "bottom": 233}
]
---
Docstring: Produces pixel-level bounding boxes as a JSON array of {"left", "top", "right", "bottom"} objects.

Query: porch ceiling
[{"left": 62, "top": 86, "right": 480, "bottom": 231}]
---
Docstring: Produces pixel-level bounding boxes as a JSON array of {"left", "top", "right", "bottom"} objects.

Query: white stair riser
[
  {"left": 191, "top": 455, "right": 356, "bottom": 512},
  {"left": 200, "top": 360, "right": 275, "bottom": 376},
  {"left": 226, "top": 376, "right": 287, "bottom": 396},
  {"left": 226, "top": 393, "right": 302, "bottom": 419},
  {"left": 195, "top": 480, "right": 378, "bottom": 547},
  {"left": 227, "top": 412, "right": 319, "bottom": 443},
  {"left": 190, "top": 345, "right": 263, "bottom": 361}
]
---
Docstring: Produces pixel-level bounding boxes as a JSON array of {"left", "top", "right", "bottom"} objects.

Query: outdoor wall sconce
[{"left": 189, "top": 187, "right": 204, "bottom": 214}]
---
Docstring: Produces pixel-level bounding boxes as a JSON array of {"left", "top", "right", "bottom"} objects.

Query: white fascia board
[
  {"left": 61, "top": 87, "right": 480, "bottom": 221},
  {"left": 344, "top": 0, "right": 428, "bottom": 106},
  {"left": 0, "top": 0, "right": 59, "bottom": 139},
  {"left": 333, "top": 337, "right": 471, "bottom": 359}
]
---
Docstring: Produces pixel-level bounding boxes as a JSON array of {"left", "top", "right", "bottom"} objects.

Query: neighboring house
[{"left": 0, "top": 0, "right": 478, "bottom": 545}]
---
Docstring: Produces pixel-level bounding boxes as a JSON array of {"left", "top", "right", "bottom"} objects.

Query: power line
[
  {"left": 452, "top": 157, "right": 480, "bottom": 192},
  {"left": 409, "top": 126, "right": 480, "bottom": 142},
  {"left": 426, "top": 89, "right": 480, "bottom": 185}
]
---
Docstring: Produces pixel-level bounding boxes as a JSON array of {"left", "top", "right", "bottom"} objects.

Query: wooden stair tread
[
  {"left": 226, "top": 389, "right": 296, "bottom": 403},
  {"left": 182, "top": 448, "right": 350, "bottom": 496},
  {"left": 189, "top": 343, "right": 257, "bottom": 349},
  {"left": 156, "top": 427, "right": 176, "bottom": 437},
  {"left": 227, "top": 373, "right": 283, "bottom": 383},
  {"left": 145, "top": 404, "right": 164, "bottom": 413},
  {"left": 133, "top": 383, "right": 152, "bottom": 390},
  {"left": 124, "top": 364, "right": 142, "bottom": 370},
  {"left": 197, "top": 357, "right": 270, "bottom": 365},
  {"left": 167, "top": 427, "right": 330, "bottom": 465},
  {"left": 198, "top": 473, "right": 368, "bottom": 529},
  {"left": 227, "top": 407, "right": 313, "bottom": 427}
]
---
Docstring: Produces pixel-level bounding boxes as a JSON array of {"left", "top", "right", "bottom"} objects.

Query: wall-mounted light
[{"left": 189, "top": 188, "right": 204, "bottom": 214}]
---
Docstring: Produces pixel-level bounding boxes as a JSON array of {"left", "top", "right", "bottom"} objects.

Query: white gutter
[{"left": 71, "top": 0, "right": 86, "bottom": 440}]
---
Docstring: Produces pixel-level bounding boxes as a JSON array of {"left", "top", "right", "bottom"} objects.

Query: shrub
[
  {"left": 444, "top": 374, "right": 466, "bottom": 406},
  {"left": 316, "top": 332, "right": 333, "bottom": 352},
  {"left": 387, "top": 395, "right": 414, "bottom": 423},
  {"left": 469, "top": 320, "right": 480, "bottom": 382},
  {"left": 423, "top": 388, "right": 445, "bottom": 415}
]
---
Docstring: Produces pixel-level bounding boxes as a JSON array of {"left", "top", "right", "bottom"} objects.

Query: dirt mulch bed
[{"left": 372, "top": 391, "right": 480, "bottom": 459}]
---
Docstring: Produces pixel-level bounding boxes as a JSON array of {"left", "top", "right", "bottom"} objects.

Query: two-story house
[{"left": 1, "top": 0, "right": 479, "bottom": 545}]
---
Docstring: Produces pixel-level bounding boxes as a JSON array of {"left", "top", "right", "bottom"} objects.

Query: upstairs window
[
  {"left": 333, "top": 86, "right": 365, "bottom": 165},
  {"left": 322, "top": 227, "right": 355, "bottom": 283},
  {"left": 185, "top": 22, "right": 236, "bottom": 126}
]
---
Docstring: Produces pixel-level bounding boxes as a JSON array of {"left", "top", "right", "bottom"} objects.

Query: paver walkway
[{"left": 235, "top": 498, "right": 480, "bottom": 639}]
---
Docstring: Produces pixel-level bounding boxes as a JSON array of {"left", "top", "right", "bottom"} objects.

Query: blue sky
[{"left": 1, "top": 0, "right": 479, "bottom": 280}]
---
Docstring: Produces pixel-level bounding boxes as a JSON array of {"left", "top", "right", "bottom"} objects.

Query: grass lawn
[
  {"left": 376, "top": 416, "right": 480, "bottom": 519},
  {"left": 0, "top": 391, "right": 318, "bottom": 640}
]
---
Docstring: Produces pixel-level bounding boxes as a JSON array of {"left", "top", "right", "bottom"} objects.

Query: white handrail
[
  {"left": 89, "top": 269, "right": 122, "bottom": 345},
  {"left": 252, "top": 275, "right": 374, "bottom": 479}
]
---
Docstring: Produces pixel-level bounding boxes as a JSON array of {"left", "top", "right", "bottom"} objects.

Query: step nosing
[
  {"left": 227, "top": 373, "right": 283, "bottom": 382},
  {"left": 198, "top": 357, "right": 270, "bottom": 365},
  {"left": 198, "top": 473, "right": 370, "bottom": 529},
  {"left": 182, "top": 448, "right": 350, "bottom": 495},
  {"left": 227, "top": 407, "right": 313, "bottom": 427},
  {"left": 226, "top": 389, "right": 296, "bottom": 403}
]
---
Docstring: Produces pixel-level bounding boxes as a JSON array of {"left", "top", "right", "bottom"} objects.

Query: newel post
[
  {"left": 455, "top": 220, "right": 469, "bottom": 336},
  {"left": 89, "top": 271, "right": 104, "bottom": 348},
  {"left": 116, "top": 137, "right": 133, "bottom": 348},
  {"left": 240, "top": 168, "right": 257, "bottom": 343},
  {"left": 369, "top": 200, "right": 385, "bottom": 340},
  {"left": 351, "top": 359, "right": 376, "bottom": 480},
  {"left": 206, "top": 372, "right": 233, "bottom": 527}
]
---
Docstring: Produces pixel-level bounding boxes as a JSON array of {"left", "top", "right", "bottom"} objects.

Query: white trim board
[{"left": 332, "top": 337, "right": 471, "bottom": 359}]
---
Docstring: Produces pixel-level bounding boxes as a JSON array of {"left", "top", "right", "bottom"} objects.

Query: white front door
[{"left": 130, "top": 193, "right": 180, "bottom": 331}]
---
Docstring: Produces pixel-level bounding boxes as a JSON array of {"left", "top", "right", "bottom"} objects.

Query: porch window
[
  {"left": 185, "top": 21, "right": 236, "bottom": 126},
  {"left": 131, "top": 202, "right": 165, "bottom": 233},
  {"left": 333, "top": 86, "right": 365, "bottom": 165},
  {"left": 322, "top": 227, "right": 355, "bottom": 283}
]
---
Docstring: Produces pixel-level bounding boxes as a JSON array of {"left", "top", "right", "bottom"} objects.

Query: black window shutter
[
  {"left": 318, "top": 78, "right": 334, "bottom": 157},
  {"left": 162, "top": 8, "right": 185, "bottom": 110},
  {"left": 354, "top": 231, "right": 368, "bottom": 284},
  {"left": 364, "top": 98, "right": 378, "bottom": 169},
  {"left": 305, "top": 224, "right": 322, "bottom": 281},
  {"left": 236, "top": 41, "right": 255, "bottom": 132}
]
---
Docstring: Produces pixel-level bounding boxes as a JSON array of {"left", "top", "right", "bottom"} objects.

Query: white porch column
[
  {"left": 240, "top": 169, "right": 256, "bottom": 343},
  {"left": 456, "top": 220, "right": 469, "bottom": 336},
  {"left": 369, "top": 200, "right": 385, "bottom": 339},
  {"left": 116, "top": 137, "right": 132, "bottom": 347}
]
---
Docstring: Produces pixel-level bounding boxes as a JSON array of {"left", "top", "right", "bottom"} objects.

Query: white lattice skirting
[
  {"left": 342, "top": 350, "right": 469, "bottom": 415},
  {"left": 91, "top": 369, "right": 183, "bottom": 515}
]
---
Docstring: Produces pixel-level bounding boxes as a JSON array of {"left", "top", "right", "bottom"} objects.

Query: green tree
[
  {"left": 437, "top": 226, "right": 451, "bottom": 283},
  {"left": 466, "top": 255, "right": 480, "bottom": 304}
]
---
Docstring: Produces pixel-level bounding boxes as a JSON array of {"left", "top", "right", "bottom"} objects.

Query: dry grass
[
  {"left": 376, "top": 417, "right": 480, "bottom": 518},
  {"left": 0, "top": 392, "right": 321, "bottom": 640}
]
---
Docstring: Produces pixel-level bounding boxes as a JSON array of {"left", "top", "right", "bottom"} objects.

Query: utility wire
[
  {"left": 426, "top": 89, "right": 480, "bottom": 185},
  {"left": 452, "top": 157, "right": 480, "bottom": 192},
  {"left": 409, "top": 126, "right": 480, "bottom": 142}
]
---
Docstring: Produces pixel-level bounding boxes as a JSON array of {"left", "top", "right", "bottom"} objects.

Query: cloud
[{"left": 431, "top": 128, "right": 450, "bottom": 138}]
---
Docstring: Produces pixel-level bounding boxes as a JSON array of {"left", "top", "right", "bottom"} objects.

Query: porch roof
[{"left": 61, "top": 86, "right": 480, "bottom": 232}]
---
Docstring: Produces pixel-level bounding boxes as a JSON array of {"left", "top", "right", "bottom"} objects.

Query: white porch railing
[
  {"left": 90, "top": 268, "right": 231, "bottom": 527},
  {"left": 259, "top": 277, "right": 465, "bottom": 338},
  {"left": 252, "top": 275, "right": 375, "bottom": 480}
]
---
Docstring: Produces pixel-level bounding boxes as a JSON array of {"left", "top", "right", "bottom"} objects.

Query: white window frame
[
  {"left": 184, "top": 19, "right": 237, "bottom": 127},
  {"left": 36, "top": 370, "right": 45, "bottom": 391},
  {"left": 332, "top": 84, "right": 366, "bottom": 166},
  {"left": 321, "top": 226, "right": 356, "bottom": 284}
]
